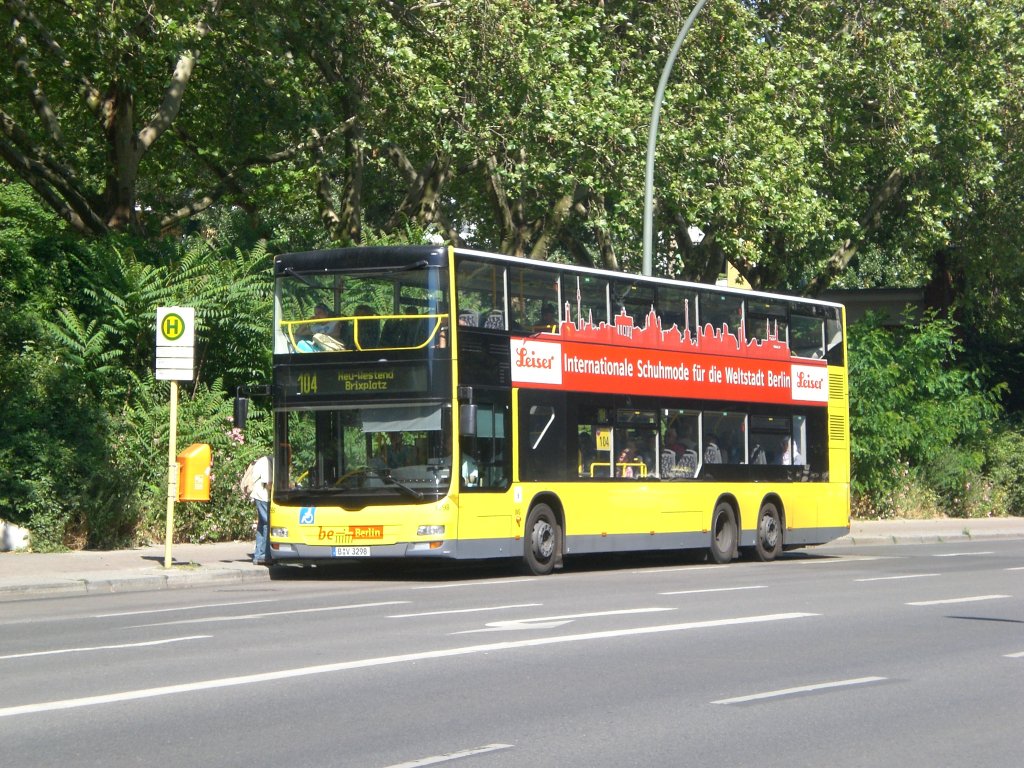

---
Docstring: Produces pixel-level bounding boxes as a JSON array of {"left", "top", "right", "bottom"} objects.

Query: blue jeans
[{"left": 253, "top": 499, "right": 269, "bottom": 563}]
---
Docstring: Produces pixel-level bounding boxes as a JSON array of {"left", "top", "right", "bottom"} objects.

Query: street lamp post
[{"left": 642, "top": 0, "right": 709, "bottom": 277}]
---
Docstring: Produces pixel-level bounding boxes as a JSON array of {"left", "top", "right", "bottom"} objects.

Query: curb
[
  {"left": 0, "top": 566, "right": 270, "bottom": 602},
  {"left": 3, "top": 527, "right": 1023, "bottom": 602},
  {"left": 835, "top": 531, "right": 1024, "bottom": 547}
]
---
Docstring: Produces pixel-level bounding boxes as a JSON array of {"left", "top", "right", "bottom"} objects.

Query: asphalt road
[{"left": 2, "top": 540, "right": 1022, "bottom": 768}]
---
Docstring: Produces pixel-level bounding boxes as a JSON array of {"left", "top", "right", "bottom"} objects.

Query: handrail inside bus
[
  {"left": 587, "top": 461, "right": 648, "bottom": 478},
  {"left": 280, "top": 313, "right": 447, "bottom": 353}
]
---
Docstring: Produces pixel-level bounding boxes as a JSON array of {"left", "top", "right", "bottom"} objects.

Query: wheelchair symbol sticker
[{"left": 299, "top": 507, "right": 315, "bottom": 525}]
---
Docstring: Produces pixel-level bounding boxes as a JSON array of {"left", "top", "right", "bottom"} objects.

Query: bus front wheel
[
  {"left": 523, "top": 504, "right": 561, "bottom": 576},
  {"left": 709, "top": 502, "right": 737, "bottom": 564},
  {"left": 753, "top": 502, "right": 782, "bottom": 562}
]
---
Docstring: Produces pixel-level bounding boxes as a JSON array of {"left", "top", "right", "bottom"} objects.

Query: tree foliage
[
  {"left": 2, "top": 1, "right": 1023, "bottom": 544},
  {"left": 3, "top": 0, "right": 1021, "bottom": 298}
]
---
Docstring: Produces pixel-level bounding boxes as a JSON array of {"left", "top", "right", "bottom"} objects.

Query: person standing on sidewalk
[{"left": 249, "top": 455, "right": 271, "bottom": 565}]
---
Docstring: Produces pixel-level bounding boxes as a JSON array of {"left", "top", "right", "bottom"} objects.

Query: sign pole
[
  {"left": 155, "top": 306, "right": 195, "bottom": 570},
  {"left": 164, "top": 380, "right": 178, "bottom": 569}
]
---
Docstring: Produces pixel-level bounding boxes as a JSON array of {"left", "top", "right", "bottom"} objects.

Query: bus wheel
[
  {"left": 754, "top": 502, "right": 782, "bottom": 562},
  {"left": 523, "top": 504, "right": 561, "bottom": 576},
  {"left": 709, "top": 502, "right": 737, "bottom": 564}
]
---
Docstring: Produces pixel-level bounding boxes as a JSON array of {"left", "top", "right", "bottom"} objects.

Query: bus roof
[
  {"left": 274, "top": 245, "right": 447, "bottom": 276},
  {"left": 274, "top": 244, "right": 843, "bottom": 312},
  {"left": 454, "top": 247, "right": 845, "bottom": 312}
]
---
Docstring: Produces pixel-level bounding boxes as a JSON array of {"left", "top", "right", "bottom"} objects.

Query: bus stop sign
[{"left": 155, "top": 306, "right": 195, "bottom": 381}]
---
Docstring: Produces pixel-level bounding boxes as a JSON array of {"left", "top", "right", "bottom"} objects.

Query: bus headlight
[
  {"left": 417, "top": 525, "right": 445, "bottom": 536},
  {"left": 271, "top": 527, "right": 288, "bottom": 538}
]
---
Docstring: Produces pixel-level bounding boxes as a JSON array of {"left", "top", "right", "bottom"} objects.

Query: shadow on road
[{"left": 264, "top": 546, "right": 840, "bottom": 583}]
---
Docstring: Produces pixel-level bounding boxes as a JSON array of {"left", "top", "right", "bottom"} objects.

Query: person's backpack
[{"left": 239, "top": 459, "right": 260, "bottom": 497}]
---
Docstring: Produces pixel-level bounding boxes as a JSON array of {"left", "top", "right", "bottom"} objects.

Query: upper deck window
[
  {"left": 455, "top": 260, "right": 506, "bottom": 329},
  {"left": 508, "top": 265, "right": 560, "bottom": 332},
  {"left": 699, "top": 293, "right": 743, "bottom": 339},
  {"left": 275, "top": 263, "right": 448, "bottom": 354},
  {"left": 746, "top": 298, "right": 789, "bottom": 346}
]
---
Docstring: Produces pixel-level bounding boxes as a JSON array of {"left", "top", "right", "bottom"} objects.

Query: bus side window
[
  {"left": 519, "top": 392, "right": 568, "bottom": 482},
  {"left": 462, "top": 403, "right": 510, "bottom": 491},
  {"left": 790, "top": 312, "right": 825, "bottom": 359}
]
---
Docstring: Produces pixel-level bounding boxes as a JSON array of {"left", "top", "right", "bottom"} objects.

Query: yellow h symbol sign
[{"left": 161, "top": 313, "right": 185, "bottom": 341}]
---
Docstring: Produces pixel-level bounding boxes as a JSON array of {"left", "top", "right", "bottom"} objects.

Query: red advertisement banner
[{"left": 508, "top": 306, "right": 829, "bottom": 407}]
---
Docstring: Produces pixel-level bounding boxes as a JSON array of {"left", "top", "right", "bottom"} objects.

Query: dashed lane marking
[{"left": 0, "top": 612, "right": 817, "bottom": 719}]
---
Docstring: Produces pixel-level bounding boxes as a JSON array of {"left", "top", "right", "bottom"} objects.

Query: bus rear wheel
[
  {"left": 709, "top": 502, "right": 737, "bottom": 564},
  {"left": 523, "top": 504, "right": 561, "bottom": 576},
  {"left": 753, "top": 502, "right": 782, "bottom": 562}
]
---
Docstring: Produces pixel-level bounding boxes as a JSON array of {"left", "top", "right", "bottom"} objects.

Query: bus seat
[
  {"left": 483, "top": 310, "right": 505, "bottom": 330},
  {"left": 378, "top": 319, "right": 407, "bottom": 347}
]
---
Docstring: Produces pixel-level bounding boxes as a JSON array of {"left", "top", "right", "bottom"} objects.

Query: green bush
[
  {"left": 145, "top": 382, "right": 273, "bottom": 544},
  {"left": 848, "top": 311, "right": 1003, "bottom": 518},
  {"left": 985, "top": 424, "right": 1024, "bottom": 517},
  {"left": 0, "top": 346, "right": 132, "bottom": 550},
  {"left": 0, "top": 187, "right": 274, "bottom": 548}
]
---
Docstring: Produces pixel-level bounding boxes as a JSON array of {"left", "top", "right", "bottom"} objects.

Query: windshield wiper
[
  {"left": 335, "top": 260, "right": 430, "bottom": 275},
  {"left": 282, "top": 266, "right": 317, "bottom": 288},
  {"left": 336, "top": 466, "right": 424, "bottom": 500},
  {"left": 374, "top": 469, "right": 424, "bottom": 500}
]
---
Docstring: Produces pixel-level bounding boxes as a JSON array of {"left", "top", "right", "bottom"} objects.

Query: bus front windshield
[
  {"left": 274, "top": 264, "right": 449, "bottom": 354},
  {"left": 278, "top": 404, "right": 453, "bottom": 502}
]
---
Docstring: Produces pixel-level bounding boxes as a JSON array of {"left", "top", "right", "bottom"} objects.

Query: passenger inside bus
[
  {"left": 779, "top": 435, "right": 802, "bottom": 465},
  {"left": 309, "top": 303, "right": 339, "bottom": 337},
  {"left": 533, "top": 303, "right": 558, "bottom": 332},
  {"left": 616, "top": 438, "right": 648, "bottom": 478},
  {"left": 578, "top": 430, "right": 596, "bottom": 476},
  {"left": 353, "top": 304, "right": 381, "bottom": 348}
]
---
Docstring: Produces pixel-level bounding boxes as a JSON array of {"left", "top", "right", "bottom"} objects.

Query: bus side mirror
[
  {"left": 233, "top": 396, "right": 249, "bottom": 430},
  {"left": 459, "top": 403, "right": 478, "bottom": 437}
]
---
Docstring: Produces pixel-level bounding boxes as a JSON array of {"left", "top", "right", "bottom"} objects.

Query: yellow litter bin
[{"left": 176, "top": 443, "right": 212, "bottom": 502}]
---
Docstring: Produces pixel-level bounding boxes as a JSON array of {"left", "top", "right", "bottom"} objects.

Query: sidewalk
[
  {"left": 2, "top": 518, "right": 1023, "bottom": 602},
  {"left": 0, "top": 540, "right": 266, "bottom": 602}
]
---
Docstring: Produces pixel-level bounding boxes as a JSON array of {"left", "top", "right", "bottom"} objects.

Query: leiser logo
[
  {"left": 790, "top": 364, "right": 828, "bottom": 402},
  {"left": 510, "top": 339, "right": 562, "bottom": 385}
]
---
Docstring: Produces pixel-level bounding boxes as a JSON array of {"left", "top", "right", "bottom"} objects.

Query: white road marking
[
  {"left": 635, "top": 565, "right": 723, "bottom": 574},
  {"left": 450, "top": 607, "right": 674, "bottom": 635},
  {"left": 389, "top": 604, "right": 541, "bottom": 619},
  {"left": 660, "top": 586, "right": 766, "bottom": 595},
  {"left": 0, "top": 612, "right": 816, "bottom": 719},
  {"left": 907, "top": 595, "right": 1011, "bottom": 606},
  {"left": 128, "top": 601, "right": 409, "bottom": 628},
  {"left": 413, "top": 579, "right": 536, "bottom": 589},
  {"left": 383, "top": 743, "right": 514, "bottom": 767},
  {"left": 1005, "top": 567, "right": 1024, "bottom": 571},
  {"left": 94, "top": 599, "right": 279, "bottom": 618},
  {"left": 788, "top": 556, "right": 887, "bottom": 565},
  {"left": 1004, "top": 651, "right": 1024, "bottom": 659},
  {"left": 932, "top": 551, "right": 994, "bottom": 557},
  {"left": 855, "top": 573, "right": 941, "bottom": 582},
  {"left": 713, "top": 676, "right": 887, "bottom": 705},
  {"left": 0, "top": 636, "right": 211, "bottom": 661},
  {"left": 640, "top": 555, "right": 891, "bottom": 574}
]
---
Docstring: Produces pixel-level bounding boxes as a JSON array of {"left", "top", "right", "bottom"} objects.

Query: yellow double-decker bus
[{"left": 265, "top": 245, "right": 849, "bottom": 574}]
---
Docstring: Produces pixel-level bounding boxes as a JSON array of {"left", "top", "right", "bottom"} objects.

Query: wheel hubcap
[
  {"left": 715, "top": 515, "right": 733, "bottom": 550},
  {"left": 532, "top": 521, "right": 555, "bottom": 559},
  {"left": 761, "top": 514, "right": 779, "bottom": 548}
]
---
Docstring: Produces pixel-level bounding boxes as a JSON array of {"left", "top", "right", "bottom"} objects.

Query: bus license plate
[{"left": 333, "top": 546, "right": 371, "bottom": 557}]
